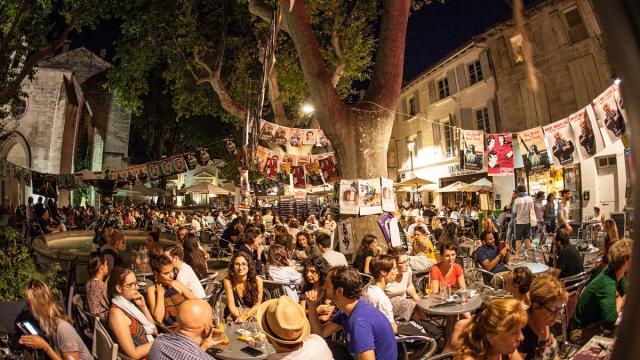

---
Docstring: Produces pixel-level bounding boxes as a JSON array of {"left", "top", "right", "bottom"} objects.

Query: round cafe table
[
  {"left": 506, "top": 261, "right": 549, "bottom": 274},
  {"left": 209, "top": 323, "right": 275, "bottom": 360},
  {"left": 417, "top": 293, "right": 483, "bottom": 340}
]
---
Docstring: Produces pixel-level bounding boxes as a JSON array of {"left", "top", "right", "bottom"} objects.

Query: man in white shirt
[
  {"left": 164, "top": 246, "right": 207, "bottom": 299},
  {"left": 316, "top": 232, "right": 347, "bottom": 267},
  {"left": 512, "top": 184, "right": 534, "bottom": 253},
  {"left": 190, "top": 214, "right": 202, "bottom": 233}
]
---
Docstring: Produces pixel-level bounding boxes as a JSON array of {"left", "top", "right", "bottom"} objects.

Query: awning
[
  {"left": 397, "top": 183, "right": 438, "bottom": 192},
  {"left": 460, "top": 178, "right": 493, "bottom": 192},
  {"left": 185, "top": 183, "right": 235, "bottom": 195},
  {"left": 395, "top": 176, "right": 435, "bottom": 188},
  {"left": 436, "top": 181, "right": 469, "bottom": 193}
]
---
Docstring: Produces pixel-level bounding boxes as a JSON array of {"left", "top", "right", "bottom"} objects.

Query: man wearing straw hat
[{"left": 257, "top": 296, "right": 332, "bottom": 359}]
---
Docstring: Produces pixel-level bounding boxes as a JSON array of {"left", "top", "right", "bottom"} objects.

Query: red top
[{"left": 430, "top": 263, "right": 464, "bottom": 288}]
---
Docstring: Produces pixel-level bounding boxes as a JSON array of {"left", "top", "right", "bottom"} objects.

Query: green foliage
[{"left": 0, "top": 216, "right": 63, "bottom": 301}]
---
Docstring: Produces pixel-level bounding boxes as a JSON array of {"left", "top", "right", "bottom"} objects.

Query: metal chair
[
  {"left": 359, "top": 272, "right": 374, "bottom": 287},
  {"left": 260, "top": 277, "right": 303, "bottom": 300},
  {"left": 427, "top": 351, "right": 455, "bottom": 360},
  {"left": 413, "top": 271, "right": 430, "bottom": 296},
  {"left": 558, "top": 272, "right": 591, "bottom": 352},
  {"left": 464, "top": 268, "right": 506, "bottom": 295},
  {"left": 396, "top": 335, "right": 438, "bottom": 360},
  {"left": 92, "top": 318, "right": 119, "bottom": 360}
]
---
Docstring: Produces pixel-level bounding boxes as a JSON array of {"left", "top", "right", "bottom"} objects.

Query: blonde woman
[
  {"left": 455, "top": 298, "right": 528, "bottom": 360},
  {"left": 19, "top": 280, "right": 91, "bottom": 360},
  {"left": 431, "top": 216, "right": 444, "bottom": 243}
]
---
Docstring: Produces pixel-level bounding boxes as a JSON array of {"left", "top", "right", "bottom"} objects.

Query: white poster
[
  {"left": 338, "top": 220, "right": 354, "bottom": 255},
  {"left": 339, "top": 179, "right": 359, "bottom": 215},
  {"left": 591, "top": 85, "right": 626, "bottom": 143},
  {"left": 358, "top": 178, "right": 382, "bottom": 215},
  {"left": 461, "top": 129, "right": 484, "bottom": 170},
  {"left": 568, "top": 106, "right": 605, "bottom": 160},
  {"left": 380, "top": 177, "right": 397, "bottom": 212},
  {"left": 543, "top": 118, "right": 579, "bottom": 167},
  {"left": 388, "top": 217, "right": 403, "bottom": 248}
]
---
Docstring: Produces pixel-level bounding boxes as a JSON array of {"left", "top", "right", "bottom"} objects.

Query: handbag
[{"left": 529, "top": 205, "right": 538, "bottom": 228}]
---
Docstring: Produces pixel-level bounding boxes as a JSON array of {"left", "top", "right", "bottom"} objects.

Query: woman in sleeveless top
[
  {"left": 108, "top": 268, "right": 156, "bottom": 360},
  {"left": 223, "top": 252, "right": 263, "bottom": 321},
  {"left": 146, "top": 254, "right": 196, "bottom": 329}
]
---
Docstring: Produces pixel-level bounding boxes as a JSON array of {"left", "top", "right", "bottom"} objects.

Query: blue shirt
[
  {"left": 149, "top": 332, "right": 211, "bottom": 360},
  {"left": 331, "top": 300, "right": 397, "bottom": 360},
  {"left": 476, "top": 245, "right": 508, "bottom": 278}
]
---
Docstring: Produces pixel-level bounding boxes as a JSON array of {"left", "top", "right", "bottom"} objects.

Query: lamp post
[{"left": 407, "top": 140, "right": 415, "bottom": 203}]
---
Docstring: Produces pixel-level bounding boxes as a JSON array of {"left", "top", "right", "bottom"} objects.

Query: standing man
[
  {"left": 557, "top": 189, "right": 573, "bottom": 234},
  {"left": 34, "top": 196, "right": 45, "bottom": 219},
  {"left": 305, "top": 266, "right": 397, "bottom": 360},
  {"left": 513, "top": 185, "right": 534, "bottom": 253}
]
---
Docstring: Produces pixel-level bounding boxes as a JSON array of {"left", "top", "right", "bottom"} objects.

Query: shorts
[{"left": 515, "top": 223, "right": 532, "bottom": 241}]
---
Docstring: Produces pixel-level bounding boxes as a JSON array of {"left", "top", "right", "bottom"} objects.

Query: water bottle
[{"left": 447, "top": 284, "right": 452, "bottom": 298}]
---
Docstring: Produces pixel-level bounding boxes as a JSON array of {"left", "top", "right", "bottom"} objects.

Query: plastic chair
[
  {"left": 396, "top": 335, "right": 438, "bottom": 360},
  {"left": 92, "top": 319, "right": 118, "bottom": 360}
]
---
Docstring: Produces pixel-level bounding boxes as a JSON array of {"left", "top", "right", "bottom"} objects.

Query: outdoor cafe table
[
  {"left": 506, "top": 261, "right": 550, "bottom": 274},
  {"left": 417, "top": 293, "right": 483, "bottom": 340},
  {"left": 571, "top": 335, "right": 614, "bottom": 360},
  {"left": 209, "top": 323, "right": 275, "bottom": 360}
]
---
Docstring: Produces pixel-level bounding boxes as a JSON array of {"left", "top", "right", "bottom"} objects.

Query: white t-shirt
[
  {"left": 513, "top": 195, "right": 534, "bottom": 225},
  {"left": 361, "top": 285, "right": 395, "bottom": 325},
  {"left": 322, "top": 250, "right": 348, "bottom": 267},
  {"left": 177, "top": 263, "right": 206, "bottom": 299},
  {"left": 191, "top": 219, "right": 202, "bottom": 232},
  {"left": 267, "top": 334, "right": 333, "bottom": 359}
]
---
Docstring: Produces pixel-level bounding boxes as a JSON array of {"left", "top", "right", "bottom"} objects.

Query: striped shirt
[{"left": 148, "top": 333, "right": 211, "bottom": 360}]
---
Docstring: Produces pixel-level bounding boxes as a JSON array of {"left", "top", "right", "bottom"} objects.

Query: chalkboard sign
[{"left": 610, "top": 212, "right": 626, "bottom": 237}]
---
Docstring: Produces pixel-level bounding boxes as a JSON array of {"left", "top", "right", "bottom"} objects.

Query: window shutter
[
  {"left": 519, "top": 79, "right": 538, "bottom": 129},
  {"left": 413, "top": 90, "right": 421, "bottom": 114},
  {"left": 460, "top": 108, "right": 473, "bottom": 130},
  {"left": 428, "top": 80, "right": 437, "bottom": 103},
  {"left": 447, "top": 70, "right": 458, "bottom": 94},
  {"left": 431, "top": 122, "right": 441, "bottom": 155},
  {"left": 487, "top": 100, "right": 498, "bottom": 133},
  {"left": 550, "top": 11, "right": 570, "bottom": 47},
  {"left": 401, "top": 97, "right": 408, "bottom": 121},
  {"left": 456, "top": 64, "right": 467, "bottom": 90},
  {"left": 479, "top": 50, "right": 491, "bottom": 78}
]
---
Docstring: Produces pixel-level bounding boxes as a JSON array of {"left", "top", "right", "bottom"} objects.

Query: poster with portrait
[
  {"left": 339, "top": 179, "right": 359, "bottom": 215},
  {"left": 485, "top": 133, "right": 514, "bottom": 176},
  {"left": 543, "top": 118, "right": 579, "bottom": 167},
  {"left": 172, "top": 155, "right": 187, "bottom": 174},
  {"left": 358, "top": 178, "right": 382, "bottom": 215},
  {"left": 289, "top": 128, "right": 303, "bottom": 147},
  {"left": 291, "top": 165, "right": 306, "bottom": 189},
  {"left": 255, "top": 145, "right": 270, "bottom": 171},
  {"left": 147, "top": 162, "right": 162, "bottom": 181},
  {"left": 318, "top": 153, "right": 339, "bottom": 183},
  {"left": 297, "top": 155, "right": 310, "bottom": 167},
  {"left": 239, "top": 168, "right": 250, "bottom": 194},
  {"left": 568, "top": 106, "right": 604, "bottom": 160},
  {"left": 32, "top": 172, "right": 58, "bottom": 198},
  {"left": 183, "top": 152, "right": 198, "bottom": 170},
  {"left": 591, "top": 85, "right": 626, "bottom": 143},
  {"left": 263, "top": 150, "right": 280, "bottom": 181},
  {"left": 279, "top": 154, "right": 296, "bottom": 183},
  {"left": 195, "top": 147, "right": 210, "bottom": 166},
  {"left": 301, "top": 129, "right": 318, "bottom": 145},
  {"left": 134, "top": 165, "right": 150, "bottom": 183},
  {"left": 380, "top": 177, "right": 397, "bottom": 212},
  {"left": 461, "top": 130, "right": 484, "bottom": 171},
  {"left": 305, "top": 156, "right": 324, "bottom": 186},
  {"left": 259, "top": 120, "right": 276, "bottom": 142},
  {"left": 223, "top": 139, "right": 237, "bottom": 155},
  {"left": 317, "top": 129, "right": 333, "bottom": 152},
  {"left": 159, "top": 159, "right": 175, "bottom": 177},
  {"left": 273, "top": 126, "right": 289, "bottom": 146},
  {"left": 338, "top": 220, "right": 355, "bottom": 255},
  {"left": 517, "top": 127, "right": 551, "bottom": 173}
]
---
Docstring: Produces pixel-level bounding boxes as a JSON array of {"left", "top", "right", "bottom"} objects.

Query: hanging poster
[
  {"left": 32, "top": 172, "right": 58, "bottom": 198},
  {"left": 239, "top": 168, "right": 250, "bottom": 194},
  {"left": 318, "top": 153, "right": 339, "bottom": 183},
  {"left": 358, "top": 178, "right": 382, "bottom": 215},
  {"left": 259, "top": 120, "right": 276, "bottom": 142},
  {"left": 263, "top": 151, "right": 280, "bottom": 180},
  {"left": 305, "top": 157, "right": 324, "bottom": 186},
  {"left": 380, "top": 177, "right": 397, "bottom": 212},
  {"left": 289, "top": 128, "right": 303, "bottom": 147},
  {"left": 183, "top": 152, "right": 198, "bottom": 170},
  {"left": 255, "top": 146, "right": 270, "bottom": 171},
  {"left": 377, "top": 213, "right": 393, "bottom": 245},
  {"left": 591, "top": 85, "right": 626, "bottom": 143},
  {"left": 291, "top": 165, "right": 306, "bottom": 189},
  {"left": 388, "top": 216, "right": 403, "bottom": 248},
  {"left": 569, "top": 106, "right": 605, "bottom": 160},
  {"left": 223, "top": 139, "right": 237, "bottom": 155},
  {"left": 543, "top": 118, "right": 579, "bottom": 167},
  {"left": 317, "top": 130, "right": 333, "bottom": 152},
  {"left": 159, "top": 158, "right": 175, "bottom": 176},
  {"left": 195, "top": 147, "right": 210, "bottom": 166},
  {"left": 301, "top": 129, "right": 318, "bottom": 145},
  {"left": 461, "top": 130, "right": 484, "bottom": 170},
  {"left": 135, "top": 165, "right": 150, "bottom": 183},
  {"left": 279, "top": 157, "right": 293, "bottom": 184},
  {"left": 273, "top": 126, "right": 289, "bottom": 146},
  {"left": 172, "top": 155, "right": 187, "bottom": 174},
  {"left": 283, "top": 154, "right": 298, "bottom": 166},
  {"left": 486, "top": 133, "right": 514, "bottom": 176},
  {"left": 517, "top": 127, "right": 551, "bottom": 173},
  {"left": 338, "top": 220, "right": 354, "bottom": 255},
  {"left": 297, "top": 155, "right": 310, "bottom": 167},
  {"left": 339, "top": 179, "right": 359, "bottom": 215},
  {"left": 147, "top": 162, "right": 161, "bottom": 181}
]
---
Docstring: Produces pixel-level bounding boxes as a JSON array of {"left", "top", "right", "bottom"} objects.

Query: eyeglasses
[
  {"left": 541, "top": 302, "right": 566, "bottom": 314},
  {"left": 122, "top": 282, "right": 139, "bottom": 289}
]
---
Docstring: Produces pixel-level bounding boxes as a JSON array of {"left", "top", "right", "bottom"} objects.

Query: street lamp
[
  {"left": 302, "top": 103, "right": 315, "bottom": 115},
  {"left": 407, "top": 140, "right": 416, "bottom": 203}
]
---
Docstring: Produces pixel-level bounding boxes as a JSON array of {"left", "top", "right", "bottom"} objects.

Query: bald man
[{"left": 149, "top": 299, "right": 222, "bottom": 360}]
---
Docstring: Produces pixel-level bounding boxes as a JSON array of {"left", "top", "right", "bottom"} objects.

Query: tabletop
[
  {"left": 507, "top": 261, "right": 550, "bottom": 274},
  {"left": 572, "top": 335, "right": 614, "bottom": 360},
  {"left": 417, "top": 293, "right": 483, "bottom": 316},
  {"left": 209, "top": 323, "right": 275, "bottom": 360}
]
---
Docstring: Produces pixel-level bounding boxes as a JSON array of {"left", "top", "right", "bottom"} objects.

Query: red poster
[{"left": 485, "top": 133, "right": 514, "bottom": 176}]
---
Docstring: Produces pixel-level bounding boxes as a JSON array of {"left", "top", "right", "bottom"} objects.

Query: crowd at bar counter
[{"left": 1, "top": 179, "right": 630, "bottom": 360}]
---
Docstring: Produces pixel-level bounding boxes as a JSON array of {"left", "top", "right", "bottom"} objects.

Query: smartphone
[
  {"left": 240, "top": 346, "right": 264, "bottom": 356},
  {"left": 17, "top": 321, "right": 39, "bottom": 335}
]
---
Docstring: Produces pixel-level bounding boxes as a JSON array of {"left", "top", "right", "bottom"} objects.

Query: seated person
[
  {"left": 146, "top": 254, "right": 197, "bottom": 330},
  {"left": 221, "top": 218, "right": 243, "bottom": 248},
  {"left": 223, "top": 252, "right": 264, "bottom": 322},
  {"left": 163, "top": 245, "right": 206, "bottom": 299},
  {"left": 294, "top": 231, "right": 322, "bottom": 261},
  {"left": 300, "top": 257, "right": 335, "bottom": 322},
  {"left": 108, "top": 267, "right": 156, "bottom": 359},
  {"left": 570, "top": 239, "right": 631, "bottom": 344},
  {"left": 430, "top": 241, "right": 466, "bottom": 294},
  {"left": 145, "top": 231, "right": 163, "bottom": 256},
  {"left": 266, "top": 244, "right": 302, "bottom": 302},
  {"left": 408, "top": 231, "right": 437, "bottom": 272},
  {"left": 237, "top": 228, "right": 267, "bottom": 275},
  {"left": 353, "top": 234, "right": 380, "bottom": 274},
  {"left": 505, "top": 266, "right": 534, "bottom": 308},
  {"left": 551, "top": 229, "right": 584, "bottom": 279},
  {"left": 386, "top": 247, "right": 423, "bottom": 322},
  {"left": 86, "top": 252, "right": 110, "bottom": 319},
  {"left": 39, "top": 208, "right": 66, "bottom": 234},
  {"left": 475, "top": 230, "right": 510, "bottom": 285},
  {"left": 101, "top": 229, "right": 126, "bottom": 272},
  {"left": 317, "top": 232, "right": 348, "bottom": 267},
  {"left": 272, "top": 224, "right": 295, "bottom": 251},
  {"left": 360, "top": 255, "right": 398, "bottom": 333}
]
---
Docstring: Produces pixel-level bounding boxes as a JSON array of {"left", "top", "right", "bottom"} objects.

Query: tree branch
[
  {"left": 0, "top": 0, "right": 33, "bottom": 70},
  {"left": 362, "top": 0, "right": 410, "bottom": 111},
  {"left": 330, "top": 21, "right": 345, "bottom": 87},
  {"left": 248, "top": 0, "right": 290, "bottom": 33},
  {"left": 266, "top": 65, "right": 288, "bottom": 125},
  {"left": 193, "top": 52, "right": 246, "bottom": 119}
]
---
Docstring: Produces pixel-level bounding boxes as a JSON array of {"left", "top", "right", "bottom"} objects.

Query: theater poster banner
[
  {"left": 339, "top": 179, "right": 359, "bottom": 214},
  {"left": 461, "top": 130, "right": 484, "bottom": 171},
  {"left": 568, "top": 106, "right": 604, "bottom": 161},
  {"left": 380, "top": 177, "right": 397, "bottom": 212},
  {"left": 517, "top": 127, "right": 551, "bottom": 173},
  {"left": 318, "top": 153, "right": 339, "bottom": 183},
  {"left": 338, "top": 220, "right": 355, "bottom": 255},
  {"left": 543, "top": 119, "right": 579, "bottom": 167},
  {"left": 591, "top": 85, "right": 626, "bottom": 143},
  {"left": 485, "top": 132, "right": 514, "bottom": 176},
  {"left": 259, "top": 120, "right": 276, "bottom": 142},
  {"left": 358, "top": 178, "right": 382, "bottom": 215}
]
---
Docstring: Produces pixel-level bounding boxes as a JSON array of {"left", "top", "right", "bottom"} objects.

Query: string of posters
[{"left": 460, "top": 84, "right": 626, "bottom": 175}]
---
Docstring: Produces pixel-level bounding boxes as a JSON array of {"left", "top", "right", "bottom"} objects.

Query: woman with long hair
[
  {"left": 183, "top": 234, "right": 208, "bottom": 279},
  {"left": 272, "top": 224, "right": 294, "bottom": 251},
  {"left": 86, "top": 252, "right": 109, "bottom": 319},
  {"left": 18, "top": 280, "right": 91, "bottom": 360},
  {"left": 361, "top": 254, "right": 399, "bottom": 333},
  {"left": 108, "top": 267, "right": 156, "bottom": 359},
  {"left": 266, "top": 244, "right": 302, "bottom": 301},
  {"left": 223, "top": 252, "right": 264, "bottom": 321},
  {"left": 543, "top": 193, "right": 556, "bottom": 235},
  {"left": 431, "top": 216, "right": 444, "bottom": 242},
  {"left": 353, "top": 234, "right": 380, "bottom": 274},
  {"left": 386, "top": 247, "right": 424, "bottom": 321},
  {"left": 294, "top": 231, "right": 322, "bottom": 261},
  {"left": 430, "top": 241, "right": 466, "bottom": 294},
  {"left": 505, "top": 267, "right": 534, "bottom": 308},
  {"left": 455, "top": 298, "right": 528, "bottom": 360},
  {"left": 287, "top": 218, "right": 301, "bottom": 238},
  {"left": 300, "top": 256, "right": 334, "bottom": 322},
  {"left": 237, "top": 227, "right": 267, "bottom": 275},
  {"left": 516, "top": 275, "right": 568, "bottom": 359},
  {"left": 146, "top": 254, "right": 196, "bottom": 330}
]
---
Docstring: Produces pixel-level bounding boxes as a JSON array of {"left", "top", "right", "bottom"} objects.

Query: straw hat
[{"left": 257, "top": 296, "right": 310, "bottom": 345}]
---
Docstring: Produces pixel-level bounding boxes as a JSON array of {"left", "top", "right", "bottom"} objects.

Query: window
[
  {"left": 444, "top": 122, "right": 456, "bottom": 158},
  {"left": 438, "top": 78, "right": 450, "bottom": 100},
  {"left": 408, "top": 96, "right": 416, "bottom": 116},
  {"left": 431, "top": 122, "right": 441, "bottom": 155},
  {"left": 476, "top": 108, "right": 490, "bottom": 133},
  {"left": 468, "top": 61, "right": 484, "bottom": 85},
  {"left": 510, "top": 34, "right": 525, "bottom": 64},
  {"left": 563, "top": 7, "right": 588, "bottom": 42},
  {"left": 12, "top": 98, "right": 27, "bottom": 118}
]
